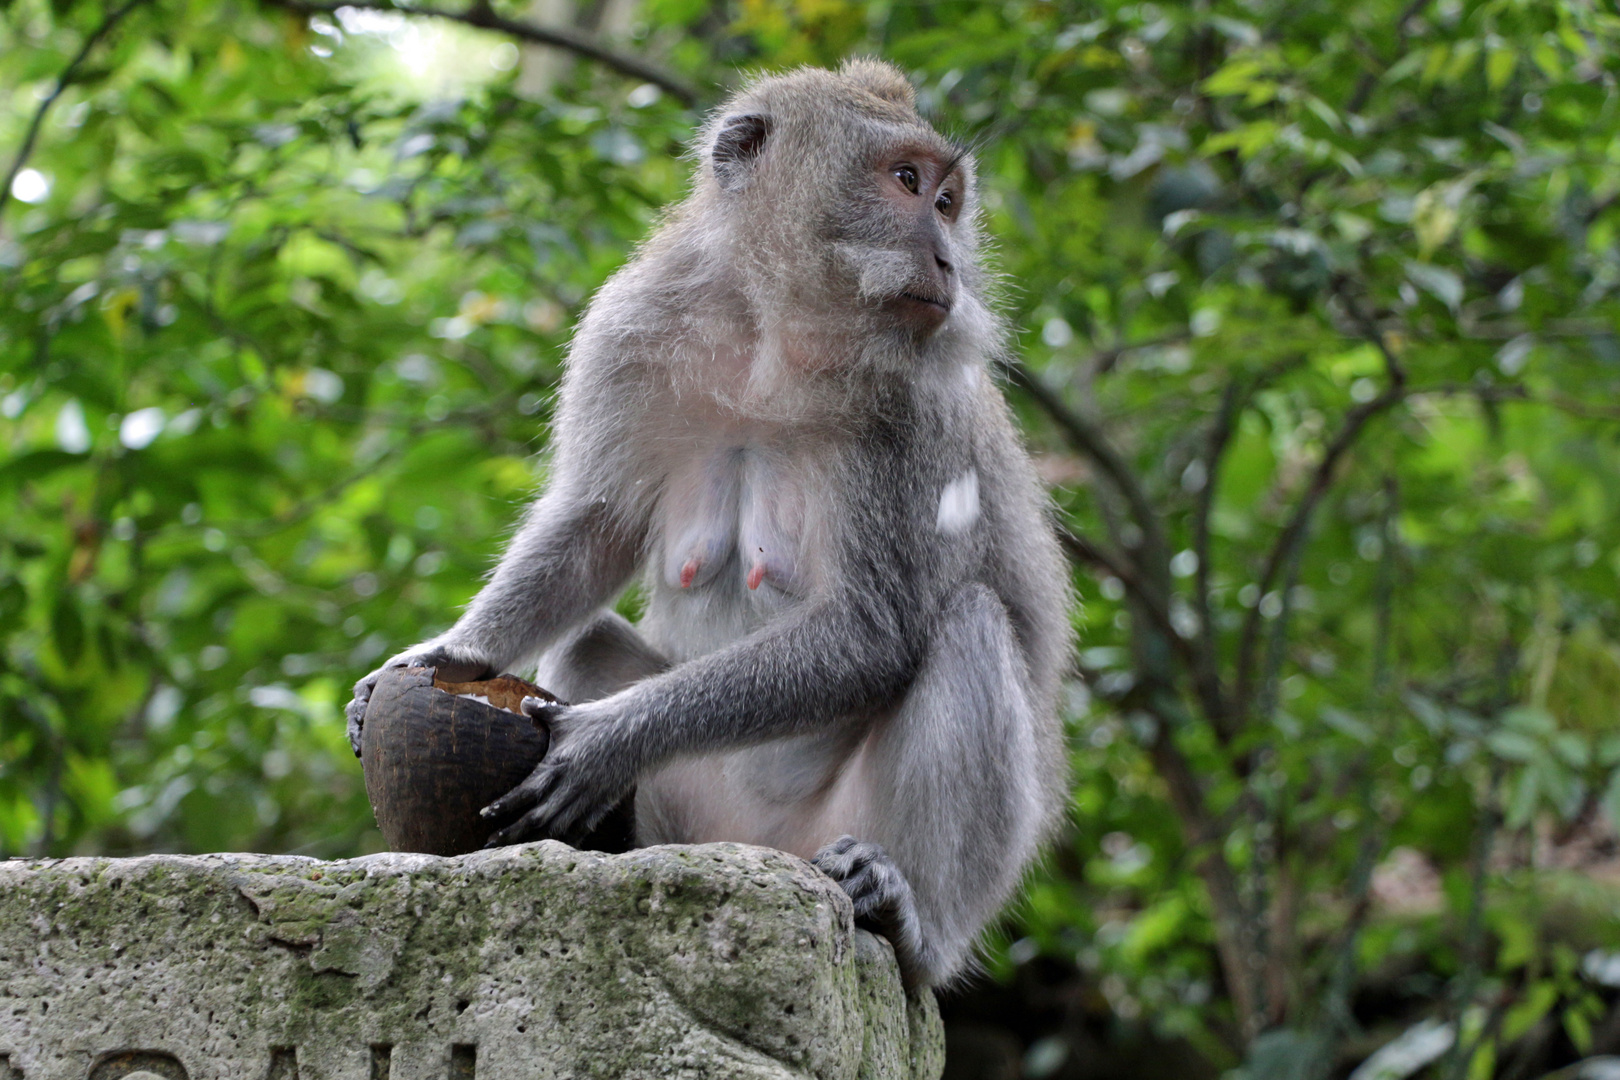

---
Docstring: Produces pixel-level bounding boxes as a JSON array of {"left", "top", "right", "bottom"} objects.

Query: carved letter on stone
[
  {"left": 264, "top": 1047, "right": 298, "bottom": 1080},
  {"left": 86, "top": 1051, "right": 190, "bottom": 1080}
]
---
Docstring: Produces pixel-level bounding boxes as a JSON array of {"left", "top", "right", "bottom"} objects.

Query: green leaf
[
  {"left": 1507, "top": 769, "right": 1541, "bottom": 828},
  {"left": 1486, "top": 46, "right": 1516, "bottom": 90},
  {"left": 1564, "top": 1006, "right": 1593, "bottom": 1054},
  {"left": 51, "top": 596, "right": 84, "bottom": 667},
  {"left": 0, "top": 449, "right": 89, "bottom": 489},
  {"left": 1320, "top": 705, "right": 1374, "bottom": 744},
  {"left": 1405, "top": 261, "right": 1464, "bottom": 312},
  {"left": 1602, "top": 771, "right": 1620, "bottom": 832},
  {"left": 1502, "top": 981, "right": 1557, "bottom": 1042},
  {"left": 1486, "top": 730, "right": 1539, "bottom": 762},
  {"left": 0, "top": 578, "right": 25, "bottom": 630},
  {"left": 1121, "top": 895, "right": 1188, "bottom": 963},
  {"left": 1533, "top": 40, "right": 1563, "bottom": 79},
  {"left": 1551, "top": 732, "right": 1590, "bottom": 769}
]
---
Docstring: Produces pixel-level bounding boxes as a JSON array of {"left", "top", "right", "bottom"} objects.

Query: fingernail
[{"left": 479, "top": 805, "right": 497, "bottom": 818}]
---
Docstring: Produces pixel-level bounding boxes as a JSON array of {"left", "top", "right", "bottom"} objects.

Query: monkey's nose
[{"left": 935, "top": 253, "right": 953, "bottom": 275}]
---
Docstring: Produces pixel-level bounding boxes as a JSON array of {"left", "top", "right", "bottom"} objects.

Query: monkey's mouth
[{"left": 899, "top": 291, "right": 951, "bottom": 314}]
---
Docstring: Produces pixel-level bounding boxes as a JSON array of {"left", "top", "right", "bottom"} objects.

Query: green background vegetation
[{"left": 4, "top": 0, "right": 1620, "bottom": 1076}]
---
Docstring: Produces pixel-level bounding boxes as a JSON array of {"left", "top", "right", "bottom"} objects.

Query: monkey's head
[{"left": 694, "top": 59, "right": 991, "bottom": 354}]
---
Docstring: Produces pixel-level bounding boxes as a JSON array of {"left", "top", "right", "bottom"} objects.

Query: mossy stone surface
[{"left": 0, "top": 842, "right": 941, "bottom": 1080}]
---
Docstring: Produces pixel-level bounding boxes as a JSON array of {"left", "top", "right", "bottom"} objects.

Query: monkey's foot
[{"left": 812, "top": 835, "right": 927, "bottom": 987}]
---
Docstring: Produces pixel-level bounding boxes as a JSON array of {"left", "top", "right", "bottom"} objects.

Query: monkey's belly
[{"left": 635, "top": 734, "right": 873, "bottom": 860}]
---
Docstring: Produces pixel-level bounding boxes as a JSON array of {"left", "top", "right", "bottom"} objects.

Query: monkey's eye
[
  {"left": 893, "top": 165, "right": 920, "bottom": 194},
  {"left": 935, "top": 190, "right": 955, "bottom": 218}
]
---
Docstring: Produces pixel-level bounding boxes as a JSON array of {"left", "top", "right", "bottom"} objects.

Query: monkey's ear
[{"left": 712, "top": 113, "right": 770, "bottom": 191}]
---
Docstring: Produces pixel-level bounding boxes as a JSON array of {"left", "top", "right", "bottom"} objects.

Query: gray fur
[{"left": 346, "top": 59, "right": 1072, "bottom": 988}]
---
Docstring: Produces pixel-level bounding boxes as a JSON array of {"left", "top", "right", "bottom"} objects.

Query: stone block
[{"left": 0, "top": 842, "right": 942, "bottom": 1080}]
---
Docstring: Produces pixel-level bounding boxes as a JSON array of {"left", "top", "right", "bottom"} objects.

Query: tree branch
[
  {"left": 1059, "top": 527, "right": 1138, "bottom": 592},
  {"left": 0, "top": 0, "right": 151, "bottom": 222},
  {"left": 1191, "top": 377, "right": 1242, "bottom": 736},
  {"left": 1143, "top": 704, "right": 1266, "bottom": 1039},
  {"left": 1232, "top": 309, "right": 1406, "bottom": 722},
  {"left": 1003, "top": 358, "right": 1170, "bottom": 582},
  {"left": 1059, "top": 528, "right": 1207, "bottom": 677},
  {"left": 261, "top": 0, "right": 704, "bottom": 106},
  {"left": 1411, "top": 380, "right": 1620, "bottom": 423}
]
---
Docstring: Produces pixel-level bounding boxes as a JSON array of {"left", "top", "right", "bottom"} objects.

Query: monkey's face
[
  {"left": 866, "top": 149, "right": 965, "bottom": 335},
  {"left": 697, "top": 62, "right": 988, "bottom": 355},
  {"left": 812, "top": 130, "right": 979, "bottom": 347}
]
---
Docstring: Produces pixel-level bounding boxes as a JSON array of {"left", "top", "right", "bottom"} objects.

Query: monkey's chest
[{"left": 657, "top": 448, "right": 813, "bottom": 599}]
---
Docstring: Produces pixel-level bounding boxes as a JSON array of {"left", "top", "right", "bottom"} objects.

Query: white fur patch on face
[
  {"left": 834, "top": 242, "right": 913, "bottom": 303},
  {"left": 960, "top": 363, "right": 979, "bottom": 388},
  {"left": 935, "top": 468, "right": 979, "bottom": 535}
]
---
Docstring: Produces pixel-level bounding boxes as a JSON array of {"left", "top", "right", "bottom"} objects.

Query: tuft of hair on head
[{"left": 838, "top": 57, "right": 916, "bottom": 110}]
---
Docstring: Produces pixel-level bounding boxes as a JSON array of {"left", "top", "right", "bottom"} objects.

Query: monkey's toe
[{"left": 812, "top": 836, "right": 900, "bottom": 906}]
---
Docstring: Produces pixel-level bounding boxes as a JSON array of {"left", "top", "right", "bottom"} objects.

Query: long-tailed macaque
[{"left": 348, "top": 59, "right": 1072, "bottom": 988}]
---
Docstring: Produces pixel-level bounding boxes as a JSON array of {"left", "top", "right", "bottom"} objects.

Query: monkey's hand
[
  {"left": 813, "top": 836, "right": 930, "bottom": 989},
  {"left": 345, "top": 640, "right": 496, "bottom": 757},
  {"left": 479, "top": 697, "right": 635, "bottom": 847}
]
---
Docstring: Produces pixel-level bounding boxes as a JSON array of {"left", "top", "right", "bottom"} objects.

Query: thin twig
[
  {"left": 260, "top": 0, "right": 704, "bottom": 105},
  {"left": 1194, "top": 356, "right": 1303, "bottom": 745},
  {"left": 1091, "top": 332, "right": 1193, "bottom": 378},
  {"left": 1059, "top": 528, "right": 1204, "bottom": 675},
  {"left": 1004, "top": 358, "right": 1170, "bottom": 580},
  {"left": 0, "top": 0, "right": 151, "bottom": 221},
  {"left": 1233, "top": 303, "right": 1407, "bottom": 722},
  {"left": 1411, "top": 381, "right": 1620, "bottom": 423},
  {"left": 1313, "top": 786, "right": 1383, "bottom": 1061},
  {"left": 1345, "top": 0, "right": 1431, "bottom": 114},
  {"left": 1438, "top": 766, "right": 1502, "bottom": 1080},
  {"left": 1190, "top": 374, "right": 1252, "bottom": 743},
  {"left": 1059, "top": 528, "right": 1139, "bottom": 592},
  {"left": 1143, "top": 704, "right": 1265, "bottom": 1039}
]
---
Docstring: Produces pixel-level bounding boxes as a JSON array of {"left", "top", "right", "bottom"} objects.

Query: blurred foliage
[{"left": 4, "top": 0, "right": 1620, "bottom": 1076}]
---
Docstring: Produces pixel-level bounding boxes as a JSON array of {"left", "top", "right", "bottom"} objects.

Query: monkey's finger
[
  {"left": 519, "top": 696, "right": 564, "bottom": 722},
  {"left": 480, "top": 764, "right": 558, "bottom": 820},
  {"left": 483, "top": 806, "right": 548, "bottom": 848},
  {"left": 812, "top": 834, "right": 860, "bottom": 867},
  {"left": 488, "top": 784, "right": 584, "bottom": 848},
  {"left": 812, "top": 835, "right": 866, "bottom": 877},
  {"left": 813, "top": 851, "right": 855, "bottom": 879},
  {"left": 839, "top": 865, "right": 887, "bottom": 921},
  {"left": 426, "top": 655, "right": 495, "bottom": 683},
  {"left": 345, "top": 700, "right": 366, "bottom": 757},
  {"left": 524, "top": 790, "right": 583, "bottom": 839},
  {"left": 482, "top": 770, "right": 573, "bottom": 845}
]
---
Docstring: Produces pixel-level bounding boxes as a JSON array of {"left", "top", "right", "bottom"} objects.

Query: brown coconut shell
[{"left": 360, "top": 665, "right": 558, "bottom": 856}]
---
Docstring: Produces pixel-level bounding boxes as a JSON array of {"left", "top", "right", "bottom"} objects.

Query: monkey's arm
[
  {"left": 484, "top": 584, "right": 926, "bottom": 842},
  {"left": 344, "top": 490, "right": 646, "bottom": 754}
]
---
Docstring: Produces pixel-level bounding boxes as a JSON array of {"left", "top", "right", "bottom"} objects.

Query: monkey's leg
[
  {"left": 813, "top": 582, "right": 1048, "bottom": 989},
  {"left": 531, "top": 610, "right": 670, "bottom": 853}
]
